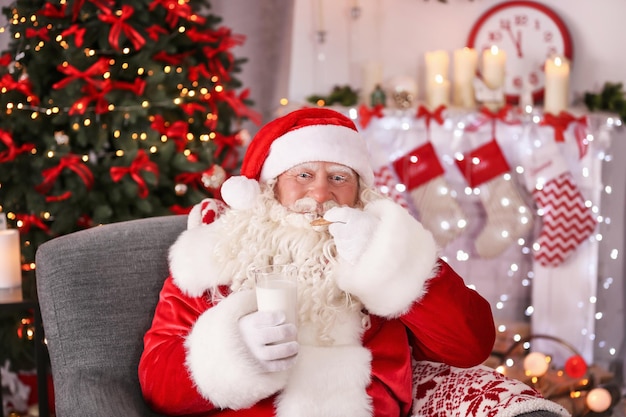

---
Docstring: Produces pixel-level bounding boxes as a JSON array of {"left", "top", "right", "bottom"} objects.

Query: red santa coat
[{"left": 138, "top": 199, "right": 495, "bottom": 417}]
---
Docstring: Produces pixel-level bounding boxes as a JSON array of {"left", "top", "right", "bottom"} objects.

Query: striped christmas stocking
[
  {"left": 392, "top": 141, "right": 466, "bottom": 247},
  {"left": 524, "top": 138, "right": 597, "bottom": 267}
]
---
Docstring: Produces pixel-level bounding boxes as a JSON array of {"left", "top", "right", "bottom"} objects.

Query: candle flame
[{"left": 490, "top": 45, "right": 499, "bottom": 55}]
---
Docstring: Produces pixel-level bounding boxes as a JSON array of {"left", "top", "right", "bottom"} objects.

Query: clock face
[{"left": 467, "top": 1, "right": 573, "bottom": 104}]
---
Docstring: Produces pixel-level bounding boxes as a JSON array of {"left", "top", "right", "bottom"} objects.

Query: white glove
[
  {"left": 238, "top": 310, "right": 298, "bottom": 372},
  {"left": 324, "top": 206, "right": 379, "bottom": 264}
]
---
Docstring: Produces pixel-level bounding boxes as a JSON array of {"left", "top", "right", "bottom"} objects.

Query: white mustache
[{"left": 291, "top": 197, "right": 338, "bottom": 215}]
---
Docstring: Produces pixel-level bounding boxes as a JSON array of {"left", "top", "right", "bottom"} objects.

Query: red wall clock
[{"left": 467, "top": 1, "right": 573, "bottom": 104}]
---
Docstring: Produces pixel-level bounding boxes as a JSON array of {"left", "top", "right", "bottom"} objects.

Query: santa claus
[{"left": 138, "top": 108, "right": 567, "bottom": 417}]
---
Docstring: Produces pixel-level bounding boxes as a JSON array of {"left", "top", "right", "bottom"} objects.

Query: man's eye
[
  {"left": 330, "top": 175, "right": 347, "bottom": 182},
  {"left": 296, "top": 172, "right": 312, "bottom": 179}
]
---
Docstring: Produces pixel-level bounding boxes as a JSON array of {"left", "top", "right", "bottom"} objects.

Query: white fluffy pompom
[{"left": 220, "top": 176, "right": 261, "bottom": 210}]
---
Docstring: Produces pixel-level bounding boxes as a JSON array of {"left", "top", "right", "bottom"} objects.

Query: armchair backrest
[{"left": 35, "top": 215, "right": 187, "bottom": 417}]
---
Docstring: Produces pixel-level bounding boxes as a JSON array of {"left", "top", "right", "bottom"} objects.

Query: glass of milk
[{"left": 252, "top": 264, "right": 298, "bottom": 326}]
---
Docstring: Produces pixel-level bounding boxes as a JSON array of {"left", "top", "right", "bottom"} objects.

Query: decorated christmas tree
[
  {"left": 0, "top": 0, "right": 259, "bottom": 406},
  {"left": 0, "top": 0, "right": 259, "bottom": 268}
]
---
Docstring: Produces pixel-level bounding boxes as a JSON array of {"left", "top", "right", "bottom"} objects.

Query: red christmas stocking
[
  {"left": 368, "top": 138, "right": 412, "bottom": 211},
  {"left": 392, "top": 141, "right": 466, "bottom": 247},
  {"left": 524, "top": 139, "right": 597, "bottom": 267},
  {"left": 456, "top": 139, "right": 534, "bottom": 258}
]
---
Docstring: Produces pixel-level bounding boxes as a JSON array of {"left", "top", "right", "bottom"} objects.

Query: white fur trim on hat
[
  {"left": 259, "top": 124, "right": 374, "bottom": 186},
  {"left": 221, "top": 176, "right": 261, "bottom": 210}
]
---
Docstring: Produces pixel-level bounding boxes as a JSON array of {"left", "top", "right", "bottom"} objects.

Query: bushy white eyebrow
[{"left": 290, "top": 162, "right": 356, "bottom": 176}]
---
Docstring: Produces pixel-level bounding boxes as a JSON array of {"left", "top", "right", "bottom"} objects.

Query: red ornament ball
[{"left": 564, "top": 355, "right": 587, "bottom": 378}]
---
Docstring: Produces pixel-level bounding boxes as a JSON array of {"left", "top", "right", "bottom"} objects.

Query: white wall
[{"left": 288, "top": 0, "right": 626, "bottom": 106}]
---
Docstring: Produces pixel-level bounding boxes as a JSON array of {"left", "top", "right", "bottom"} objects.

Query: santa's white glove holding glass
[{"left": 238, "top": 310, "right": 298, "bottom": 372}]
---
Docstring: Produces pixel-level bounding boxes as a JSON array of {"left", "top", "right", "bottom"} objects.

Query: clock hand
[{"left": 505, "top": 26, "right": 523, "bottom": 58}]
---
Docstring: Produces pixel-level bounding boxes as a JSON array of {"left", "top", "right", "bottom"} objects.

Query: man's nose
[{"left": 308, "top": 178, "right": 333, "bottom": 203}]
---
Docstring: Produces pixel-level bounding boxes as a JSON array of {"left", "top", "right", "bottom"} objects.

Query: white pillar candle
[
  {"left": 482, "top": 45, "right": 506, "bottom": 90},
  {"left": 453, "top": 47, "right": 478, "bottom": 108},
  {"left": 425, "top": 50, "right": 450, "bottom": 86},
  {"left": 361, "top": 61, "right": 383, "bottom": 104},
  {"left": 427, "top": 74, "right": 450, "bottom": 109},
  {"left": 544, "top": 55, "right": 570, "bottom": 114},
  {"left": 0, "top": 229, "right": 21, "bottom": 288}
]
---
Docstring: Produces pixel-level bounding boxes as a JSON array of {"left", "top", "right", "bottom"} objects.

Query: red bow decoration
[
  {"left": 540, "top": 111, "right": 589, "bottom": 159},
  {"left": 153, "top": 50, "right": 192, "bottom": 66},
  {"left": 185, "top": 27, "right": 220, "bottom": 43},
  {"left": 15, "top": 214, "right": 51, "bottom": 235},
  {"left": 53, "top": 58, "right": 109, "bottom": 90},
  {"left": 0, "top": 53, "right": 12, "bottom": 66},
  {"left": 69, "top": 82, "right": 111, "bottom": 115},
  {"left": 149, "top": 0, "right": 206, "bottom": 27},
  {"left": 0, "top": 74, "right": 40, "bottom": 105},
  {"left": 110, "top": 77, "right": 146, "bottom": 96},
  {"left": 202, "top": 46, "right": 231, "bottom": 82},
  {"left": 465, "top": 105, "right": 520, "bottom": 138},
  {"left": 0, "top": 129, "right": 35, "bottom": 163},
  {"left": 38, "top": 3, "right": 67, "bottom": 18},
  {"left": 61, "top": 25, "right": 86, "bottom": 47},
  {"left": 25, "top": 27, "right": 50, "bottom": 41},
  {"left": 110, "top": 150, "right": 159, "bottom": 198},
  {"left": 187, "top": 63, "right": 211, "bottom": 82},
  {"left": 209, "top": 88, "right": 262, "bottom": 126},
  {"left": 146, "top": 24, "right": 168, "bottom": 41},
  {"left": 98, "top": 5, "right": 146, "bottom": 51},
  {"left": 150, "top": 115, "right": 189, "bottom": 152},
  {"left": 416, "top": 105, "right": 446, "bottom": 129},
  {"left": 36, "top": 154, "right": 95, "bottom": 196},
  {"left": 180, "top": 102, "right": 206, "bottom": 116},
  {"left": 358, "top": 104, "right": 384, "bottom": 129}
]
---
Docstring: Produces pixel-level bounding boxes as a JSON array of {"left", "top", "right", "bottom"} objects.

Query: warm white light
[
  {"left": 586, "top": 387, "right": 611, "bottom": 412},
  {"left": 523, "top": 352, "right": 549, "bottom": 377}
]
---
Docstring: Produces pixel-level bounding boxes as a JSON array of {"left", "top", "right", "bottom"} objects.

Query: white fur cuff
[
  {"left": 337, "top": 199, "right": 439, "bottom": 317},
  {"left": 184, "top": 290, "right": 289, "bottom": 409}
]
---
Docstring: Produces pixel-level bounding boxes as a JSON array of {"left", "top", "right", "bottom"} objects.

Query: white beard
[{"left": 212, "top": 188, "right": 366, "bottom": 345}]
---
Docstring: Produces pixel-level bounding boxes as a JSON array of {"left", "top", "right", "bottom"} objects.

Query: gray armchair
[
  {"left": 35, "top": 215, "right": 187, "bottom": 417},
  {"left": 34, "top": 214, "right": 567, "bottom": 417}
]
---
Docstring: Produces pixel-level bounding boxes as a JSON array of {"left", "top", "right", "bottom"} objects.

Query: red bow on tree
[
  {"left": 153, "top": 50, "right": 192, "bottom": 66},
  {"left": 110, "top": 150, "right": 159, "bottom": 198},
  {"left": 358, "top": 104, "right": 384, "bottom": 129},
  {"left": 150, "top": 115, "right": 189, "bottom": 152},
  {"left": 15, "top": 214, "right": 51, "bottom": 235},
  {"left": 25, "top": 27, "right": 50, "bottom": 41},
  {"left": 0, "top": 74, "right": 40, "bottom": 105},
  {"left": 209, "top": 88, "right": 262, "bottom": 127},
  {"left": 61, "top": 25, "right": 86, "bottom": 47},
  {"left": 69, "top": 82, "right": 111, "bottom": 115},
  {"left": 37, "top": 3, "right": 67, "bottom": 18},
  {"left": 180, "top": 102, "right": 207, "bottom": 116},
  {"left": 36, "top": 154, "right": 94, "bottom": 198},
  {"left": 540, "top": 111, "right": 589, "bottom": 159},
  {"left": 149, "top": 0, "right": 206, "bottom": 27},
  {"left": 53, "top": 58, "right": 109, "bottom": 90},
  {"left": 98, "top": 5, "right": 145, "bottom": 51},
  {"left": 0, "top": 130, "right": 35, "bottom": 163},
  {"left": 146, "top": 24, "right": 168, "bottom": 41}
]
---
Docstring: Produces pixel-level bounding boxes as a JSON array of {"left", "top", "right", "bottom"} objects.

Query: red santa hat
[{"left": 221, "top": 107, "right": 374, "bottom": 210}]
